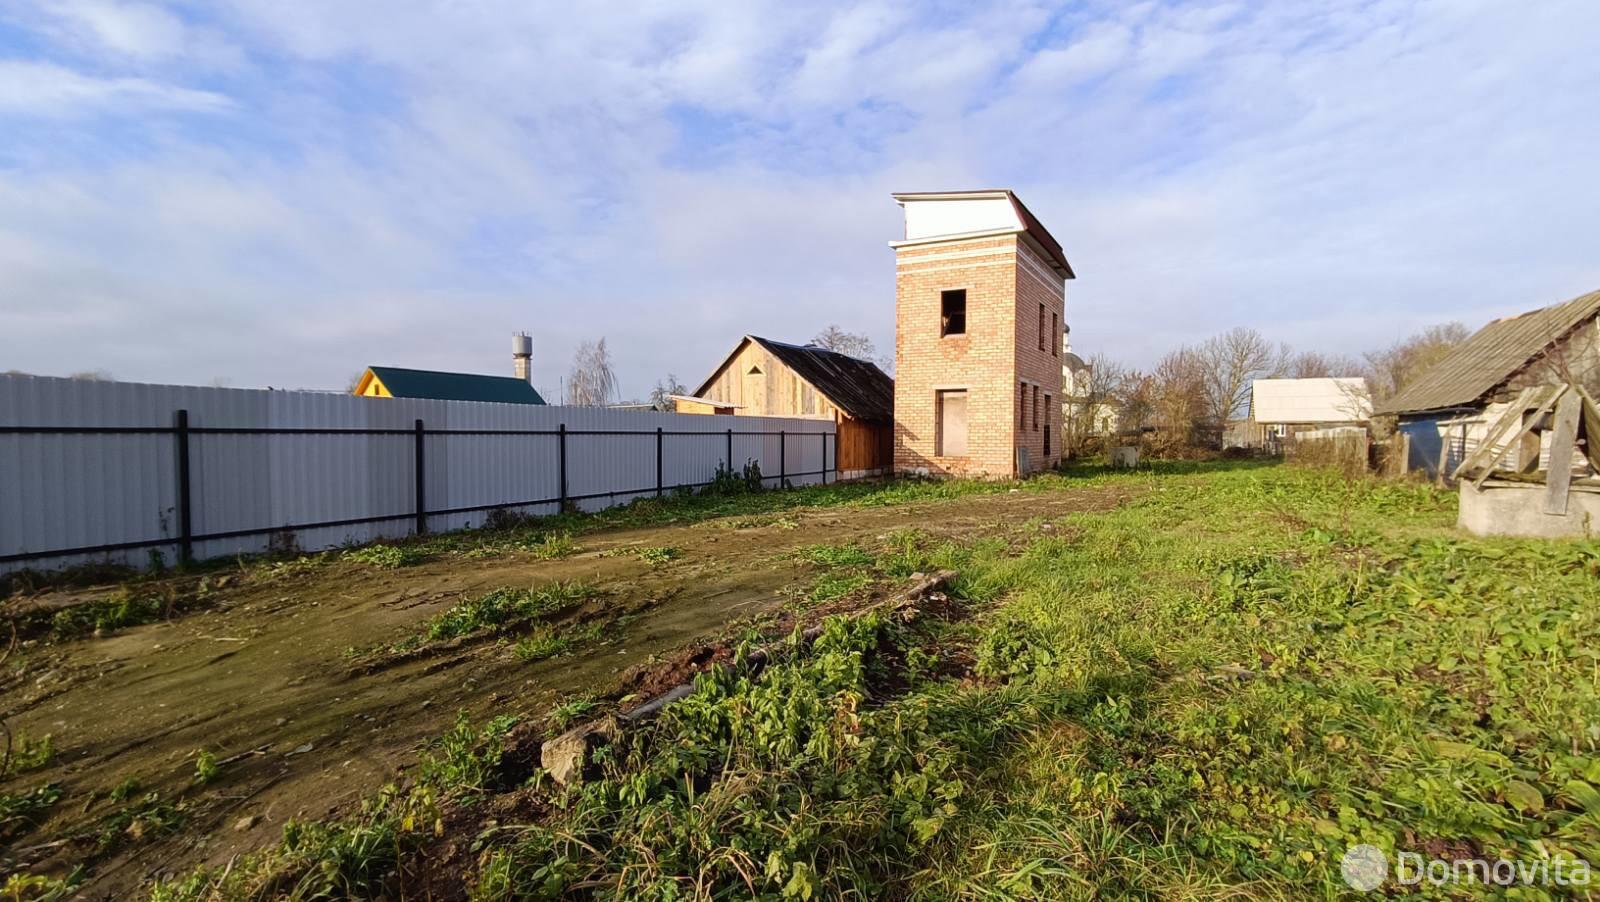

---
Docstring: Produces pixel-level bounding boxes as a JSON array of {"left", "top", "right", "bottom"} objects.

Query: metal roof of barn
[{"left": 364, "top": 366, "right": 546, "bottom": 405}]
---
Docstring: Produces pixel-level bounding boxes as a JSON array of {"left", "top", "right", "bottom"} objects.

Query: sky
[{"left": 1, "top": 0, "right": 1598, "bottom": 401}]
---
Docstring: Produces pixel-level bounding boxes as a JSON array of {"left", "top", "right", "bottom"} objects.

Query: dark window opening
[
  {"left": 1052, "top": 312, "right": 1059, "bottom": 355},
  {"left": 940, "top": 289, "right": 967, "bottom": 336},
  {"left": 1038, "top": 304, "right": 1046, "bottom": 351}
]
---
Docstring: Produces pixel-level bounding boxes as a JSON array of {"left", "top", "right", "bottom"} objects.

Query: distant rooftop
[
  {"left": 360, "top": 366, "right": 546, "bottom": 405},
  {"left": 1380, "top": 288, "right": 1600, "bottom": 415}
]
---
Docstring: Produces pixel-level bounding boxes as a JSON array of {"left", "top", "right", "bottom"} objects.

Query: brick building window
[
  {"left": 1018, "top": 382, "right": 1026, "bottom": 428},
  {"left": 940, "top": 290, "right": 966, "bottom": 336},
  {"left": 1044, "top": 394, "right": 1053, "bottom": 454},
  {"left": 1052, "top": 312, "right": 1059, "bottom": 355},
  {"left": 1032, "top": 386, "right": 1040, "bottom": 431},
  {"left": 1038, "top": 304, "right": 1046, "bottom": 351},
  {"left": 937, "top": 390, "right": 968, "bottom": 456}
]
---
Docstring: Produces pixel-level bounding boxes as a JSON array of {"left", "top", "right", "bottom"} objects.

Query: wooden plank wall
[
  {"left": 837, "top": 417, "right": 892, "bottom": 472},
  {"left": 699, "top": 342, "right": 837, "bottom": 420}
]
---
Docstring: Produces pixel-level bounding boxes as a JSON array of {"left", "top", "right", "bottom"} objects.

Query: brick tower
[{"left": 890, "top": 190, "right": 1075, "bottom": 477}]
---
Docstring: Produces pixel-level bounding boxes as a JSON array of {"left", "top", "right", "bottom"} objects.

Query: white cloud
[
  {"left": 0, "top": 60, "right": 230, "bottom": 115},
  {"left": 0, "top": 0, "right": 1598, "bottom": 397},
  {"left": 43, "top": 0, "right": 187, "bottom": 58}
]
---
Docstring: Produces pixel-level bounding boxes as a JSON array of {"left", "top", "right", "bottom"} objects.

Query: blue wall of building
[{"left": 1400, "top": 416, "right": 1444, "bottom": 477}]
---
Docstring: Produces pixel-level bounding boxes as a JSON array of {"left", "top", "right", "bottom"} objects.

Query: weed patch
[
  {"left": 414, "top": 581, "right": 597, "bottom": 645},
  {"left": 342, "top": 544, "right": 428, "bottom": 569}
]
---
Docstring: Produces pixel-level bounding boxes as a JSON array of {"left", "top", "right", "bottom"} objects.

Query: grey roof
[
  {"left": 1381, "top": 289, "right": 1600, "bottom": 415},
  {"left": 366, "top": 366, "right": 546, "bottom": 405}
]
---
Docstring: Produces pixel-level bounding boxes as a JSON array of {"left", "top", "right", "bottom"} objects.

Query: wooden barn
[{"left": 679, "top": 336, "right": 894, "bottom": 479}]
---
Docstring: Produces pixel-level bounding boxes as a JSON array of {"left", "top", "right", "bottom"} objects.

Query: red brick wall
[
  {"left": 1013, "top": 240, "right": 1066, "bottom": 472},
  {"left": 893, "top": 235, "right": 1066, "bottom": 477}
]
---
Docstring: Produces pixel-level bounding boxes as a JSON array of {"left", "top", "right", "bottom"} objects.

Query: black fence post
[
  {"left": 656, "top": 427, "right": 664, "bottom": 497},
  {"left": 174, "top": 408, "right": 193, "bottom": 565},
  {"left": 558, "top": 424, "right": 568, "bottom": 510},
  {"left": 726, "top": 428, "right": 733, "bottom": 470},
  {"left": 779, "top": 430, "right": 785, "bottom": 487},
  {"left": 822, "top": 431, "right": 829, "bottom": 484},
  {"left": 414, "top": 419, "right": 427, "bottom": 535}
]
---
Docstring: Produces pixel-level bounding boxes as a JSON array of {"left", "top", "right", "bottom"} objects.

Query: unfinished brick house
[{"left": 890, "top": 190, "right": 1075, "bottom": 477}]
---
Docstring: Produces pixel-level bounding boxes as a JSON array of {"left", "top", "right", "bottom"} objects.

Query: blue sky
[{"left": 1, "top": 0, "right": 1598, "bottom": 400}]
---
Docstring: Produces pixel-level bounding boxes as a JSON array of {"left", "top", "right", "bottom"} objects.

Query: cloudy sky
[{"left": 1, "top": 0, "right": 1597, "bottom": 400}]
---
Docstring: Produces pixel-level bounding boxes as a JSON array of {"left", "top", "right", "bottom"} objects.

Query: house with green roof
[{"left": 353, "top": 365, "right": 546, "bottom": 405}]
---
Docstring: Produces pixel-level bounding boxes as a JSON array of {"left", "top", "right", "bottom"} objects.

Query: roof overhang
[{"left": 890, "top": 189, "right": 1075, "bottom": 279}]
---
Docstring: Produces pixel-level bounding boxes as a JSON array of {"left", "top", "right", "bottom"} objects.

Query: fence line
[{"left": 0, "top": 375, "right": 834, "bottom": 573}]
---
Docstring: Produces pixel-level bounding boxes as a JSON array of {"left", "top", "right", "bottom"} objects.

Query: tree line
[{"left": 1063, "top": 323, "right": 1471, "bottom": 455}]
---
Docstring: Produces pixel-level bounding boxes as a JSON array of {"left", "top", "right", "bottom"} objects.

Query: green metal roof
[{"left": 367, "top": 366, "right": 546, "bottom": 405}]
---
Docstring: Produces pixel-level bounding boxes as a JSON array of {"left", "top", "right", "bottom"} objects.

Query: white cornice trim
[{"left": 888, "top": 227, "right": 1023, "bottom": 250}]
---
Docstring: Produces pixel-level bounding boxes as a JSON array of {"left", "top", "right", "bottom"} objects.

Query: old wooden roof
[
  {"left": 694, "top": 336, "right": 894, "bottom": 422},
  {"left": 1381, "top": 288, "right": 1600, "bottom": 416}
]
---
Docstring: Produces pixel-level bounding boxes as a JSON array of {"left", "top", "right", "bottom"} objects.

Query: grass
[
  {"left": 513, "top": 620, "right": 609, "bottom": 662},
  {"left": 48, "top": 460, "right": 1600, "bottom": 898},
  {"left": 1, "top": 732, "right": 54, "bottom": 777},
  {"left": 414, "top": 581, "right": 598, "bottom": 645},
  {"left": 439, "top": 466, "right": 1600, "bottom": 898},
  {"left": 341, "top": 543, "right": 428, "bottom": 569}
]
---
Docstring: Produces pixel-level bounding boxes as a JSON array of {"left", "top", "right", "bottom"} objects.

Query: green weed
[
  {"left": 419, "top": 581, "right": 597, "bottom": 644},
  {"left": 192, "top": 749, "right": 220, "bottom": 786},
  {"left": 1, "top": 732, "right": 54, "bottom": 777},
  {"left": 795, "top": 542, "right": 875, "bottom": 568},
  {"left": 0, "top": 784, "right": 62, "bottom": 837},
  {"left": 547, "top": 698, "right": 597, "bottom": 731},
  {"left": 806, "top": 571, "right": 873, "bottom": 605},
  {"left": 342, "top": 544, "right": 428, "bottom": 569}
]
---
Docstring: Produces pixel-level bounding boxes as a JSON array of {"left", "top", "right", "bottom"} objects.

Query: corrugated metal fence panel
[{"left": 0, "top": 375, "right": 835, "bottom": 573}]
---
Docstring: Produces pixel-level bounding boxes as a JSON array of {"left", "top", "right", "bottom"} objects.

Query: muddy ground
[{"left": 0, "top": 482, "right": 1133, "bottom": 897}]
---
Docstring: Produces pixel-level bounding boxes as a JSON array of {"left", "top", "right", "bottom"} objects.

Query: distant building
[
  {"left": 681, "top": 335, "right": 894, "bottom": 479},
  {"left": 1380, "top": 288, "right": 1600, "bottom": 478},
  {"left": 353, "top": 366, "right": 546, "bottom": 405},
  {"left": 1060, "top": 332, "right": 1117, "bottom": 440},
  {"left": 352, "top": 333, "right": 547, "bottom": 405},
  {"left": 889, "top": 189, "right": 1074, "bottom": 477},
  {"left": 1248, "top": 377, "right": 1371, "bottom": 450}
]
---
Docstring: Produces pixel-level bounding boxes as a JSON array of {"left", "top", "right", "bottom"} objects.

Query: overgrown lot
[{"left": 8, "top": 462, "right": 1600, "bottom": 899}]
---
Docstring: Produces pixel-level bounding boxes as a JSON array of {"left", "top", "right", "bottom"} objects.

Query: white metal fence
[{"left": 0, "top": 375, "right": 835, "bottom": 573}]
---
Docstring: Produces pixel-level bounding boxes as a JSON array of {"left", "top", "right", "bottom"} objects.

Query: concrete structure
[
  {"left": 512, "top": 332, "right": 533, "bottom": 383},
  {"left": 682, "top": 335, "right": 894, "bottom": 478},
  {"left": 890, "top": 190, "right": 1074, "bottom": 477},
  {"left": 1460, "top": 482, "right": 1600, "bottom": 538}
]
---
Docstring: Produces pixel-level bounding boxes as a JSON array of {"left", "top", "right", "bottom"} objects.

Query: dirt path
[{"left": 0, "top": 482, "right": 1133, "bottom": 896}]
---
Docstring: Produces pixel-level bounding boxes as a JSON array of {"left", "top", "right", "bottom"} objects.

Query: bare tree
[
  {"left": 648, "top": 374, "right": 688, "bottom": 411},
  {"left": 1363, "top": 322, "right": 1470, "bottom": 403},
  {"left": 1151, "top": 346, "right": 1211, "bottom": 449},
  {"left": 811, "top": 325, "right": 877, "bottom": 361},
  {"left": 1062, "top": 352, "right": 1130, "bottom": 454},
  {"left": 1196, "top": 327, "right": 1275, "bottom": 426},
  {"left": 1279, "top": 350, "right": 1364, "bottom": 379},
  {"left": 566, "top": 338, "right": 618, "bottom": 406}
]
